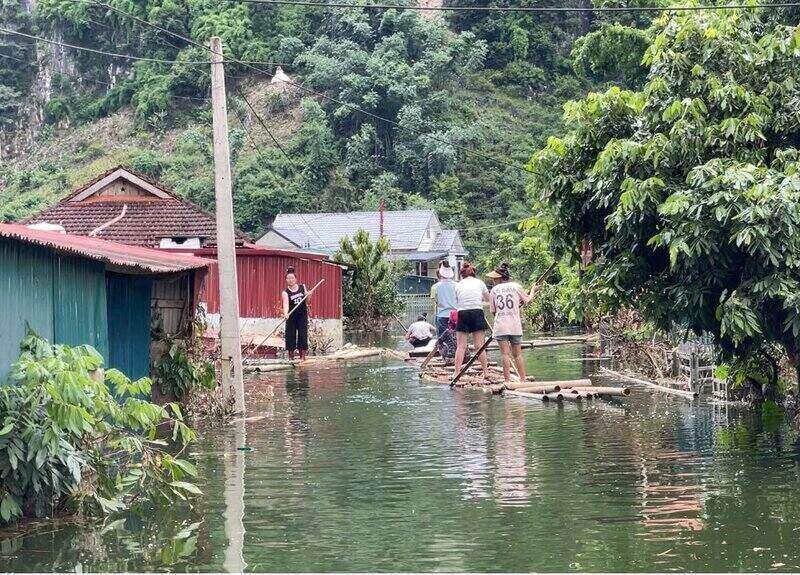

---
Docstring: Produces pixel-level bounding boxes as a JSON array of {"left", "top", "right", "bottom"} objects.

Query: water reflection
[
  {"left": 6, "top": 349, "right": 800, "bottom": 571},
  {"left": 492, "top": 402, "right": 533, "bottom": 506},
  {"left": 224, "top": 418, "right": 247, "bottom": 573}
]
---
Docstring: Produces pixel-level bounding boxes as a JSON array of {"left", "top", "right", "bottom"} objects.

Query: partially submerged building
[
  {"left": 0, "top": 223, "right": 213, "bottom": 383},
  {"left": 24, "top": 166, "right": 345, "bottom": 348}
]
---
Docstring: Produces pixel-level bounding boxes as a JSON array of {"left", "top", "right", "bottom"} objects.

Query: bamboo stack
[{"left": 419, "top": 366, "right": 631, "bottom": 403}]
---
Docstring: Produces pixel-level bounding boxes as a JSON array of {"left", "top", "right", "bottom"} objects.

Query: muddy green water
[{"left": 4, "top": 343, "right": 800, "bottom": 572}]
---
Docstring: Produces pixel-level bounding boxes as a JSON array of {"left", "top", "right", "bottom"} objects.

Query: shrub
[{"left": 0, "top": 332, "right": 199, "bottom": 526}]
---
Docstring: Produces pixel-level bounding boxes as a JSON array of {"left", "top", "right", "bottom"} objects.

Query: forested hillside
[{"left": 0, "top": 0, "right": 654, "bottom": 265}]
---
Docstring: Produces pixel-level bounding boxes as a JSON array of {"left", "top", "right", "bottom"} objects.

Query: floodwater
[{"left": 4, "top": 343, "right": 800, "bottom": 572}]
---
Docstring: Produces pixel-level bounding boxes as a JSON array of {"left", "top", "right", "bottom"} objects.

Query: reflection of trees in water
[
  {"left": 0, "top": 512, "right": 212, "bottom": 571},
  {"left": 578, "top": 399, "right": 708, "bottom": 542}
]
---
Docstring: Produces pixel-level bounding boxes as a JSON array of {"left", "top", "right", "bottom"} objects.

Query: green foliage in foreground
[
  {"left": 532, "top": 9, "right": 800, "bottom": 383},
  {"left": 332, "top": 230, "right": 405, "bottom": 330},
  {"left": 0, "top": 332, "right": 199, "bottom": 525}
]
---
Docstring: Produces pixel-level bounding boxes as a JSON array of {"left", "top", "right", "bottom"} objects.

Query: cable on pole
[
  {"left": 0, "top": 26, "right": 286, "bottom": 65},
  {"left": 234, "top": 0, "right": 800, "bottom": 11}
]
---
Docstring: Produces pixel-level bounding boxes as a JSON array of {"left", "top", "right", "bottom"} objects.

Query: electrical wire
[
  {"left": 0, "top": 27, "right": 286, "bottom": 65},
  {"left": 236, "top": 88, "right": 292, "bottom": 160},
  {"left": 77, "top": 0, "right": 538, "bottom": 176},
  {"left": 235, "top": 0, "right": 800, "bottom": 11}
]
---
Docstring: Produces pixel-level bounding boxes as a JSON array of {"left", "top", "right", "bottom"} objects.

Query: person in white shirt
[
  {"left": 487, "top": 262, "right": 541, "bottom": 383},
  {"left": 453, "top": 262, "right": 491, "bottom": 381},
  {"left": 406, "top": 315, "right": 436, "bottom": 347}
]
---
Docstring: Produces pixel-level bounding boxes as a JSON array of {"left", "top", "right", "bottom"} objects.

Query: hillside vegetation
[{"left": 0, "top": 0, "right": 652, "bottom": 258}]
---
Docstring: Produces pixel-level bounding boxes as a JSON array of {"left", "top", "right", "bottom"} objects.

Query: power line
[
  {"left": 78, "top": 0, "right": 537, "bottom": 177},
  {"left": 0, "top": 27, "right": 285, "bottom": 66},
  {"left": 236, "top": 88, "right": 292, "bottom": 159},
  {"left": 235, "top": 0, "right": 800, "bottom": 11}
]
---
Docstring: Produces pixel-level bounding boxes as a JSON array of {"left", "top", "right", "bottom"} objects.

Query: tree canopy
[{"left": 532, "top": 9, "right": 800, "bottom": 376}]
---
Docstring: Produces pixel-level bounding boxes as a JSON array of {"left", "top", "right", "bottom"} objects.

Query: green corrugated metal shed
[
  {"left": 0, "top": 223, "right": 211, "bottom": 385},
  {"left": 0, "top": 239, "right": 109, "bottom": 383}
]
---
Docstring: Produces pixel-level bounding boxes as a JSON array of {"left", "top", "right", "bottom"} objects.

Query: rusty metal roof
[{"left": 0, "top": 223, "right": 214, "bottom": 274}]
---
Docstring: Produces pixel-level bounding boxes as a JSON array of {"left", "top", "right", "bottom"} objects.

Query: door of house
[{"left": 106, "top": 274, "right": 152, "bottom": 381}]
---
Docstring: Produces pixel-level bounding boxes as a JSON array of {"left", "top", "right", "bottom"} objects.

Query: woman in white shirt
[{"left": 453, "top": 262, "right": 491, "bottom": 381}]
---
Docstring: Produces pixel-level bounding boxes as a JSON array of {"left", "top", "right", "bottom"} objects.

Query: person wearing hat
[
  {"left": 430, "top": 260, "right": 458, "bottom": 335},
  {"left": 487, "top": 262, "right": 541, "bottom": 383}
]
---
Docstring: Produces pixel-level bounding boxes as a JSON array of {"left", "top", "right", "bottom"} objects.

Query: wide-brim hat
[
  {"left": 485, "top": 270, "right": 502, "bottom": 279},
  {"left": 439, "top": 265, "right": 455, "bottom": 279}
]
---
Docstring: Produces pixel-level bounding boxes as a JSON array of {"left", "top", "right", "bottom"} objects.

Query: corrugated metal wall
[
  {"left": 107, "top": 274, "right": 152, "bottom": 381},
  {"left": 0, "top": 240, "right": 108, "bottom": 383},
  {"left": 0, "top": 240, "right": 55, "bottom": 382},
  {"left": 201, "top": 251, "right": 343, "bottom": 319},
  {"left": 53, "top": 255, "right": 109, "bottom": 358}
]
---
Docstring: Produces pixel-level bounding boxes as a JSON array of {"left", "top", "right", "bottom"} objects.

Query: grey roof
[
  {"left": 386, "top": 250, "right": 448, "bottom": 262},
  {"left": 432, "top": 230, "right": 466, "bottom": 254},
  {"left": 271, "top": 210, "right": 437, "bottom": 252}
]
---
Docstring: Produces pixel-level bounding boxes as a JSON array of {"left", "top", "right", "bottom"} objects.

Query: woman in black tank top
[{"left": 281, "top": 267, "right": 309, "bottom": 360}]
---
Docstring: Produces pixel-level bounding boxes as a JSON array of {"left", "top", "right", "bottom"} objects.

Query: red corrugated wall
[{"left": 195, "top": 248, "right": 342, "bottom": 319}]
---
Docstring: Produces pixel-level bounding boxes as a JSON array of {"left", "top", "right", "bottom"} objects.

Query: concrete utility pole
[{"left": 210, "top": 36, "right": 245, "bottom": 414}]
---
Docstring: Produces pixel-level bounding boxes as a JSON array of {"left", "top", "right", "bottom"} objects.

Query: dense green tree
[
  {"left": 332, "top": 230, "right": 405, "bottom": 329},
  {"left": 532, "top": 9, "right": 800, "bottom": 384},
  {"left": 295, "top": 8, "right": 487, "bottom": 192}
]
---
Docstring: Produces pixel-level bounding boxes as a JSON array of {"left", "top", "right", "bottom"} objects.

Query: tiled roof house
[
  {"left": 23, "top": 167, "right": 346, "bottom": 348},
  {"left": 23, "top": 166, "right": 247, "bottom": 248}
]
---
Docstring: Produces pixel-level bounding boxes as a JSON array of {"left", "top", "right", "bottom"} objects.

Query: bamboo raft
[
  {"left": 419, "top": 361, "right": 630, "bottom": 402},
  {"left": 408, "top": 333, "right": 599, "bottom": 359},
  {"left": 244, "top": 346, "right": 398, "bottom": 373}
]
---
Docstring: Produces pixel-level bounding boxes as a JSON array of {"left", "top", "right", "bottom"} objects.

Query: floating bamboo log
[
  {"left": 506, "top": 390, "right": 554, "bottom": 402},
  {"left": 504, "top": 383, "right": 562, "bottom": 393},
  {"left": 598, "top": 368, "right": 698, "bottom": 399},
  {"left": 573, "top": 386, "right": 630, "bottom": 396},
  {"left": 524, "top": 378, "right": 591, "bottom": 389}
]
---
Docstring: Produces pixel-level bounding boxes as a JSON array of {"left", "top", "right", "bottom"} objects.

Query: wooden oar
[
  {"left": 419, "top": 342, "right": 439, "bottom": 369},
  {"left": 393, "top": 315, "right": 409, "bottom": 332},
  {"left": 449, "top": 261, "right": 558, "bottom": 388},
  {"left": 244, "top": 279, "right": 325, "bottom": 356}
]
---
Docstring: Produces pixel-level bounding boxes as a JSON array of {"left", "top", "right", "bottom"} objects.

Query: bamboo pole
[
  {"left": 598, "top": 367, "right": 698, "bottom": 399},
  {"left": 420, "top": 344, "right": 439, "bottom": 369},
  {"left": 524, "top": 378, "right": 592, "bottom": 389},
  {"left": 505, "top": 390, "right": 551, "bottom": 402},
  {"left": 573, "top": 386, "right": 630, "bottom": 396},
  {"left": 504, "top": 383, "right": 562, "bottom": 393}
]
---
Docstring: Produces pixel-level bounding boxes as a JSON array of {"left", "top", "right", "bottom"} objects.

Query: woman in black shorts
[{"left": 453, "top": 262, "right": 490, "bottom": 381}]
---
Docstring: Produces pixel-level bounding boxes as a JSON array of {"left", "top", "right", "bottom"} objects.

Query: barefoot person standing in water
[
  {"left": 282, "top": 266, "right": 309, "bottom": 361},
  {"left": 486, "top": 263, "right": 540, "bottom": 383}
]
